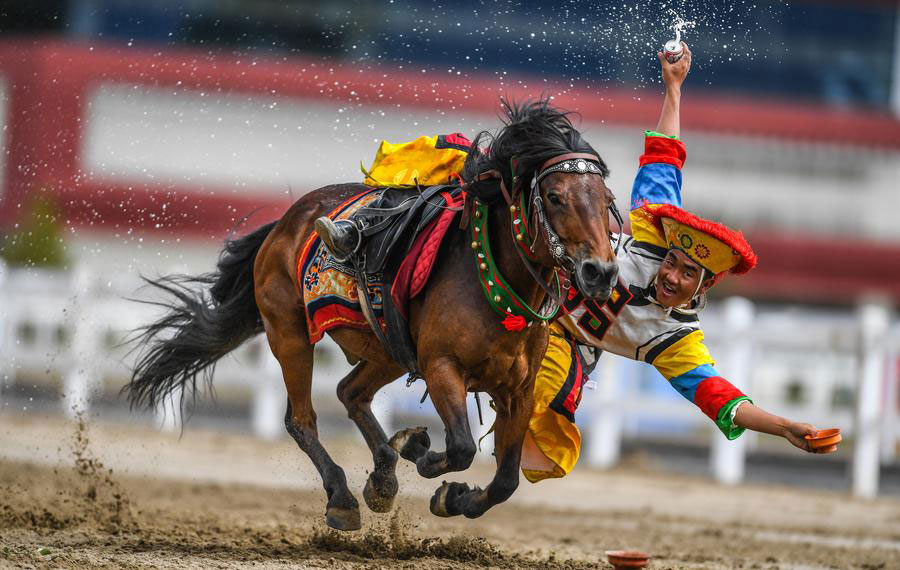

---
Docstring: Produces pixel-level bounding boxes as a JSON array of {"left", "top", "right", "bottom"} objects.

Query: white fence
[
  {"left": 0, "top": 264, "right": 287, "bottom": 436},
  {"left": 1, "top": 261, "right": 898, "bottom": 495}
]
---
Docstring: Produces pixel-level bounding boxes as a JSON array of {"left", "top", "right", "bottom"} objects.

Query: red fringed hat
[{"left": 640, "top": 203, "right": 758, "bottom": 278}]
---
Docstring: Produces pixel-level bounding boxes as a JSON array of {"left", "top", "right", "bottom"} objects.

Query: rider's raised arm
[
  {"left": 654, "top": 42, "right": 691, "bottom": 138},
  {"left": 629, "top": 43, "right": 692, "bottom": 246}
]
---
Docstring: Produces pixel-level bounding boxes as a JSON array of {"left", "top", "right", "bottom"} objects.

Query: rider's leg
[{"left": 314, "top": 217, "right": 362, "bottom": 261}]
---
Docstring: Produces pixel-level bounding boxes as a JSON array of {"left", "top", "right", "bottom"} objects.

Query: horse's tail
[{"left": 125, "top": 221, "right": 278, "bottom": 411}]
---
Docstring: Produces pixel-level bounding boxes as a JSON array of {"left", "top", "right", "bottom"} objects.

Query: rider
[{"left": 522, "top": 43, "right": 827, "bottom": 482}]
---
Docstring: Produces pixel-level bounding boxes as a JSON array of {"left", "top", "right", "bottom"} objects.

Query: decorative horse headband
[{"left": 531, "top": 153, "right": 606, "bottom": 189}]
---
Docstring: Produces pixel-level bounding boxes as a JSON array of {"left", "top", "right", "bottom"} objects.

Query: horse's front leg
[
  {"left": 399, "top": 357, "right": 477, "bottom": 479},
  {"left": 430, "top": 388, "right": 532, "bottom": 519}
]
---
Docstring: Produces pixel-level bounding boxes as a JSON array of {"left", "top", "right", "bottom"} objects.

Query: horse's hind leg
[
  {"left": 336, "top": 360, "right": 405, "bottom": 512},
  {"left": 260, "top": 305, "right": 361, "bottom": 531}
]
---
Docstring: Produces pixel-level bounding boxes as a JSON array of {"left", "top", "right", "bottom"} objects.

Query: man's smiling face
[{"left": 655, "top": 248, "right": 715, "bottom": 308}]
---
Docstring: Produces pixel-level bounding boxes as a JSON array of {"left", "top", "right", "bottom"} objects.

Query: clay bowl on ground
[
  {"left": 805, "top": 428, "right": 841, "bottom": 452},
  {"left": 605, "top": 550, "right": 650, "bottom": 569}
]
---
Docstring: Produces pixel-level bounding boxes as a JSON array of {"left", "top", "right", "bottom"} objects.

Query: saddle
[{"left": 349, "top": 184, "right": 462, "bottom": 373}]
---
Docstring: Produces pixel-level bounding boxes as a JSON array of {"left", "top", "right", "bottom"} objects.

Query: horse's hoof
[
  {"left": 325, "top": 506, "right": 362, "bottom": 531},
  {"left": 429, "top": 481, "right": 469, "bottom": 518},
  {"left": 363, "top": 471, "right": 398, "bottom": 513},
  {"left": 389, "top": 427, "right": 431, "bottom": 462}
]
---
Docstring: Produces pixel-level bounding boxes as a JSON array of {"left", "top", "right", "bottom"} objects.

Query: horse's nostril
[
  {"left": 579, "top": 259, "right": 618, "bottom": 292},
  {"left": 582, "top": 260, "right": 601, "bottom": 283},
  {"left": 606, "top": 263, "right": 619, "bottom": 282}
]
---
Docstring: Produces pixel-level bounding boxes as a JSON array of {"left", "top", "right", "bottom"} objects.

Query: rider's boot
[{"left": 314, "top": 217, "right": 361, "bottom": 262}]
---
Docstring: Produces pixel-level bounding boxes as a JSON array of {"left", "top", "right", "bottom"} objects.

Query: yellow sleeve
[
  {"left": 651, "top": 329, "right": 716, "bottom": 380},
  {"left": 629, "top": 206, "right": 667, "bottom": 248}
]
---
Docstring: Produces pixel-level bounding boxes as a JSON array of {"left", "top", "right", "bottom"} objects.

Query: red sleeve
[
  {"left": 639, "top": 135, "right": 687, "bottom": 169},
  {"left": 693, "top": 376, "right": 747, "bottom": 422}
]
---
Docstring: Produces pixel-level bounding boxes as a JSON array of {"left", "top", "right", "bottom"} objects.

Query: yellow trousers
[{"left": 522, "top": 323, "right": 587, "bottom": 483}]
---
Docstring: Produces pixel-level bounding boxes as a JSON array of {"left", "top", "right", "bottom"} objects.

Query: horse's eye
[{"left": 546, "top": 192, "right": 563, "bottom": 206}]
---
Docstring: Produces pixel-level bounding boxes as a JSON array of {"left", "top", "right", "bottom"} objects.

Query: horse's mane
[{"left": 461, "top": 97, "right": 609, "bottom": 204}]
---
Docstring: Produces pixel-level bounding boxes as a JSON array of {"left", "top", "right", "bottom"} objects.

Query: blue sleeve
[
  {"left": 630, "top": 131, "right": 687, "bottom": 210},
  {"left": 630, "top": 162, "right": 683, "bottom": 210}
]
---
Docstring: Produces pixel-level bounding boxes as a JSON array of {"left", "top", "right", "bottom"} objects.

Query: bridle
[
  {"left": 463, "top": 150, "right": 623, "bottom": 328},
  {"left": 527, "top": 152, "right": 625, "bottom": 273},
  {"left": 466, "top": 151, "right": 623, "bottom": 312}
]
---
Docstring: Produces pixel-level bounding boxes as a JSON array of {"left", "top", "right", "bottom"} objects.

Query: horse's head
[
  {"left": 531, "top": 155, "right": 619, "bottom": 300},
  {"left": 462, "top": 98, "right": 620, "bottom": 301}
]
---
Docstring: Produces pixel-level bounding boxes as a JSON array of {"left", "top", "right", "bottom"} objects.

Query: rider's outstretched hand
[
  {"left": 782, "top": 421, "right": 839, "bottom": 454},
  {"left": 658, "top": 42, "right": 692, "bottom": 90},
  {"left": 782, "top": 421, "right": 818, "bottom": 452},
  {"left": 733, "top": 402, "right": 835, "bottom": 454}
]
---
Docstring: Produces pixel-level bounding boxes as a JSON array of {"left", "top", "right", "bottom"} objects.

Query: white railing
[
  {"left": 0, "top": 261, "right": 898, "bottom": 495},
  {"left": 0, "top": 263, "right": 332, "bottom": 439}
]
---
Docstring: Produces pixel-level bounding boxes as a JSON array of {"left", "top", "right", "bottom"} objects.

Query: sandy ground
[{"left": 1, "top": 411, "right": 899, "bottom": 570}]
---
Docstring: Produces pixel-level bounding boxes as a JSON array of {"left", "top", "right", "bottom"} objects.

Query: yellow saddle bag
[{"left": 362, "top": 133, "right": 470, "bottom": 187}]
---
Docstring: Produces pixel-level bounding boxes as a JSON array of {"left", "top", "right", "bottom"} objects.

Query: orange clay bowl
[
  {"left": 805, "top": 428, "right": 842, "bottom": 450},
  {"left": 605, "top": 550, "right": 651, "bottom": 569}
]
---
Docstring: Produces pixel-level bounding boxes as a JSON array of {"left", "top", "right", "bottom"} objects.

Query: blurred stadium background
[{"left": 0, "top": 0, "right": 899, "bottom": 499}]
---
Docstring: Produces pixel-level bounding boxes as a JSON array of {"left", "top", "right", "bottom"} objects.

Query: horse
[{"left": 126, "top": 99, "right": 620, "bottom": 531}]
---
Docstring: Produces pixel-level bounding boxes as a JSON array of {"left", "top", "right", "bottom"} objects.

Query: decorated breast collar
[{"left": 469, "top": 199, "right": 561, "bottom": 331}]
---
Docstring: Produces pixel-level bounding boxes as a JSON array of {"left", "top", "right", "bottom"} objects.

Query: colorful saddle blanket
[{"left": 298, "top": 190, "right": 383, "bottom": 343}]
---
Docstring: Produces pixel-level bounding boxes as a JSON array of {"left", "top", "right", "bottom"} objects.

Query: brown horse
[{"left": 127, "top": 100, "right": 619, "bottom": 531}]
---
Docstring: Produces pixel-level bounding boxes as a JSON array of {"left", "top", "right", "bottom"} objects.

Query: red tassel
[
  {"left": 502, "top": 314, "right": 527, "bottom": 331},
  {"left": 567, "top": 286, "right": 578, "bottom": 301}
]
